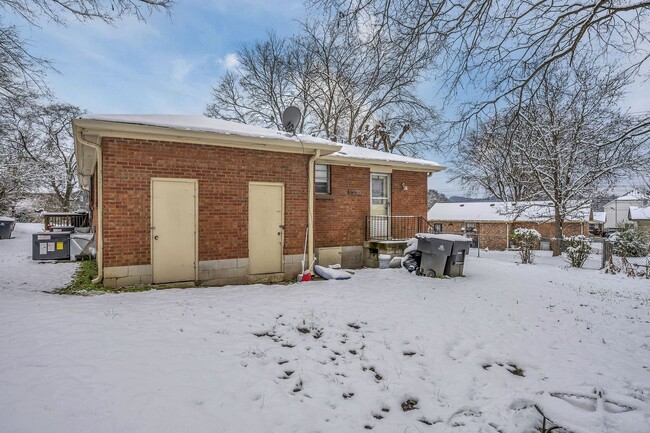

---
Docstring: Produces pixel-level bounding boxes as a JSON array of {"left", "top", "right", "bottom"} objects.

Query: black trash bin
[
  {"left": 444, "top": 238, "right": 472, "bottom": 277},
  {"left": 412, "top": 234, "right": 471, "bottom": 277},
  {"left": 415, "top": 234, "right": 455, "bottom": 277},
  {"left": 0, "top": 217, "right": 16, "bottom": 239}
]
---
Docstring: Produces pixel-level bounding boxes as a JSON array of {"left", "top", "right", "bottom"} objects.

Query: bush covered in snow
[
  {"left": 609, "top": 223, "right": 649, "bottom": 257},
  {"left": 511, "top": 228, "right": 541, "bottom": 264},
  {"left": 564, "top": 235, "right": 592, "bottom": 268}
]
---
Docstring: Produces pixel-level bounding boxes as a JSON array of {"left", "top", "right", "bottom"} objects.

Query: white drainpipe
[
  {"left": 307, "top": 150, "right": 321, "bottom": 272},
  {"left": 78, "top": 134, "right": 103, "bottom": 284}
]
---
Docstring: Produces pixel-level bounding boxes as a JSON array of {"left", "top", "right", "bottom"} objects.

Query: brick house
[
  {"left": 427, "top": 201, "right": 591, "bottom": 250},
  {"left": 73, "top": 115, "right": 443, "bottom": 288}
]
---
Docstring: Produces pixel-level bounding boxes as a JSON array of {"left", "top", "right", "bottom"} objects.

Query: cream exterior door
[
  {"left": 249, "top": 182, "right": 284, "bottom": 274},
  {"left": 151, "top": 179, "right": 197, "bottom": 284},
  {"left": 370, "top": 174, "right": 391, "bottom": 238}
]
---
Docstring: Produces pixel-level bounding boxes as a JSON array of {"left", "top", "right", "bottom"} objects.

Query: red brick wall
[
  {"left": 512, "top": 221, "right": 585, "bottom": 238},
  {"left": 391, "top": 170, "right": 428, "bottom": 218},
  {"left": 476, "top": 222, "right": 509, "bottom": 250},
  {"left": 314, "top": 165, "right": 370, "bottom": 247},
  {"left": 101, "top": 138, "right": 310, "bottom": 268},
  {"left": 313, "top": 167, "right": 430, "bottom": 247}
]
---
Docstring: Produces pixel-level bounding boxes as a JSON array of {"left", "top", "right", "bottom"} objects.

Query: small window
[
  {"left": 315, "top": 164, "right": 330, "bottom": 194},
  {"left": 433, "top": 223, "right": 442, "bottom": 233},
  {"left": 464, "top": 222, "right": 476, "bottom": 233}
]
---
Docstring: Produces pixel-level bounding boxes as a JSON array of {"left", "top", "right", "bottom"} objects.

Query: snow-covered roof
[
  {"left": 326, "top": 143, "right": 444, "bottom": 171},
  {"left": 629, "top": 206, "right": 650, "bottom": 221},
  {"left": 76, "top": 114, "right": 444, "bottom": 172},
  {"left": 591, "top": 211, "right": 606, "bottom": 224},
  {"left": 612, "top": 190, "right": 649, "bottom": 202},
  {"left": 427, "top": 201, "right": 591, "bottom": 223},
  {"left": 79, "top": 114, "right": 339, "bottom": 148}
]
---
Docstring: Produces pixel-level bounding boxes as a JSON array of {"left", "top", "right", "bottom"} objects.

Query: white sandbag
[{"left": 314, "top": 264, "right": 352, "bottom": 280}]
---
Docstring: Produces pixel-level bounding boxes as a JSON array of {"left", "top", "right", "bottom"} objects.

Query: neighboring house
[
  {"left": 604, "top": 191, "right": 649, "bottom": 230},
  {"left": 73, "top": 115, "right": 444, "bottom": 288},
  {"left": 590, "top": 211, "right": 607, "bottom": 236},
  {"left": 427, "top": 201, "right": 592, "bottom": 250},
  {"left": 629, "top": 206, "right": 650, "bottom": 236}
]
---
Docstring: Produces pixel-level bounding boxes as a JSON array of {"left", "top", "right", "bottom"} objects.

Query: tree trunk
[{"left": 552, "top": 211, "right": 563, "bottom": 257}]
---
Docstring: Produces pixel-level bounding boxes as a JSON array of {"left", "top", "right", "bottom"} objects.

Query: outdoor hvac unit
[{"left": 32, "top": 232, "right": 70, "bottom": 260}]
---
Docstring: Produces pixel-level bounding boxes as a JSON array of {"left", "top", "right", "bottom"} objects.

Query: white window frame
[{"left": 315, "top": 164, "right": 331, "bottom": 195}]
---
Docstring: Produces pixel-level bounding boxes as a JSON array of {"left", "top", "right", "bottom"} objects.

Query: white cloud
[
  {"left": 218, "top": 53, "right": 239, "bottom": 69},
  {"left": 171, "top": 58, "right": 194, "bottom": 83}
]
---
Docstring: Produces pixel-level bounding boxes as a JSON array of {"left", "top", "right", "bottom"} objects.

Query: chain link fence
[{"left": 441, "top": 232, "right": 649, "bottom": 272}]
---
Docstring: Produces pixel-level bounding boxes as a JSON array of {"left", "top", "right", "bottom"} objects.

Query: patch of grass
[
  {"left": 56, "top": 260, "right": 153, "bottom": 295},
  {"left": 57, "top": 260, "right": 103, "bottom": 295},
  {"left": 401, "top": 398, "right": 419, "bottom": 411},
  {"left": 507, "top": 363, "right": 525, "bottom": 377}
]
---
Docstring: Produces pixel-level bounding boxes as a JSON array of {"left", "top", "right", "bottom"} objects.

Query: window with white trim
[{"left": 315, "top": 164, "right": 330, "bottom": 194}]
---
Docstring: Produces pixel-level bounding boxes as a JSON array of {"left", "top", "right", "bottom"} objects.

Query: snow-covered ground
[
  {"left": 0, "top": 223, "right": 77, "bottom": 293},
  {"left": 470, "top": 248, "right": 648, "bottom": 271},
  {"left": 1, "top": 224, "right": 649, "bottom": 433}
]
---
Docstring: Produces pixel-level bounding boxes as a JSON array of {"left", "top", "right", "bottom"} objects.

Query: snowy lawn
[
  {"left": 0, "top": 223, "right": 77, "bottom": 293},
  {"left": 1, "top": 224, "right": 649, "bottom": 433},
  {"left": 471, "top": 248, "right": 649, "bottom": 271}
]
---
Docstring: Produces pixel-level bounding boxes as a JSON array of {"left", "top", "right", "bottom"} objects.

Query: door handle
[{"left": 154, "top": 235, "right": 159, "bottom": 240}]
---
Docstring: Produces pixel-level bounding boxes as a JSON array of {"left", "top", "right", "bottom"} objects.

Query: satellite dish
[{"left": 282, "top": 106, "right": 302, "bottom": 134}]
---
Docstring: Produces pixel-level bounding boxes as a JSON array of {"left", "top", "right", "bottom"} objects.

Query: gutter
[
  {"left": 77, "top": 133, "right": 104, "bottom": 285},
  {"left": 307, "top": 150, "right": 321, "bottom": 273}
]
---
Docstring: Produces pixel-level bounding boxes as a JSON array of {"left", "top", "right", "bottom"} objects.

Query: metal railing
[
  {"left": 365, "top": 216, "right": 436, "bottom": 241},
  {"left": 43, "top": 212, "right": 90, "bottom": 230}
]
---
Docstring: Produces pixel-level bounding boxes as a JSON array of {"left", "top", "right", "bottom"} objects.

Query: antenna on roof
[{"left": 282, "top": 106, "right": 301, "bottom": 135}]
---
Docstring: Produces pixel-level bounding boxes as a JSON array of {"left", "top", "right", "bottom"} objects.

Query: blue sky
[{"left": 6, "top": 0, "right": 648, "bottom": 197}]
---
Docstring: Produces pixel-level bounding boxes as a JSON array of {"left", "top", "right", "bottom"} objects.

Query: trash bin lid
[{"left": 415, "top": 233, "right": 471, "bottom": 242}]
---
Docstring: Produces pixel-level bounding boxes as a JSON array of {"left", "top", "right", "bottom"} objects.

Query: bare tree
[
  {"left": 0, "top": 0, "right": 172, "bottom": 98},
  {"left": 2, "top": 0, "right": 172, "bottom": 25},
  {"left": 450, "top": 114, "right": 537, "bottom": 202},
  {"left": 206, "top": 13, "right": 439, "bottom": 156},
  {"left": 0, "top": 0, "right": 172, "bottom": 215},
  {"left": 451, "top": 60, "right": 649, "bottom": 254},
  {"left": 1, "top": 97, "right": 83, "bottom": 212},
  {"left": 316, "top": 0, "right": 650, "bottom": 139},
  {"left": 427, "top": 189, "right": 448, "bottom": 209}
]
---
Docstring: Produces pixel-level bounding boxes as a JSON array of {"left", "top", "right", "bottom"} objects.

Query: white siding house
[{"left": 604, "top": 191, "right": 649, "bottom": 230}]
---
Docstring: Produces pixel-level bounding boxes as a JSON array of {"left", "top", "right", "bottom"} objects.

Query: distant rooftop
[
  {"left": 612, "top": 190, "right": 649, "bottom": 202},
  {"left": 629, "top": 206, "right": 650, "bottom": 221},
  {"left": 591, "top": 211, "right": 607, "bottom": 224},
  {"left": 428, "top": 201, "right": 591, "bottom": 222}
]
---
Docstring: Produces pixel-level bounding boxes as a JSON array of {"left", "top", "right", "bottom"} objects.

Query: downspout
[
  {"left": 78, "top": 134, "right": 103, "bottom": 284},
  {"left": 307, "top": 150, "right": 321, "bottom": 273}
]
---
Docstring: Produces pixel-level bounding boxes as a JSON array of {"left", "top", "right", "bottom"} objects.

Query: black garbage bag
[{"left": 402, "top": 250, "right": 422, "bottom": 273}]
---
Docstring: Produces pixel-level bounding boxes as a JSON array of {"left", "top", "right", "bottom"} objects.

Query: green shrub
[{"left": 610, "top": 223, "right": 649, "bottom": 257}]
